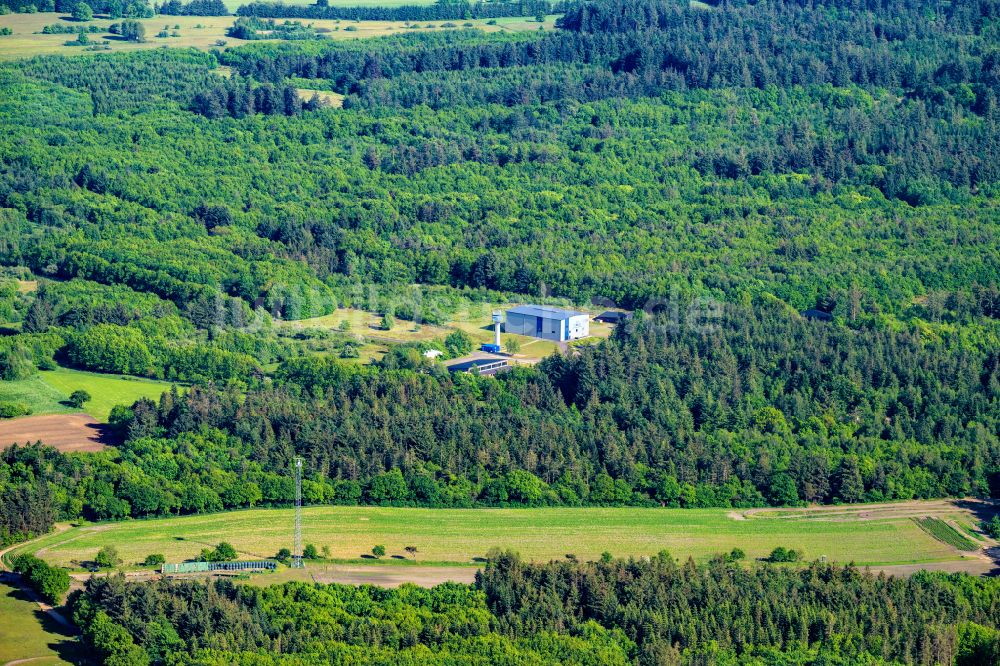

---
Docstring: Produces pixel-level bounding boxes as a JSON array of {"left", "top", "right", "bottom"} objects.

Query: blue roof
[{"left": 507, "top": 304, "right": 586, "bottom": 320}]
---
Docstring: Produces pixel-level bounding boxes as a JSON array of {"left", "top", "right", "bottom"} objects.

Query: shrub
[
  {"left": 95, "top": 545, "right": 121, "bottom": 568},
  {"left": 71, "top": 1, "right": 92, "bottom": 20},
  {"left": 143, "top": 553, "right": 165, "bottom": 566},
  {"left": 0, "top": 401, "right": 31, "bottom": 418},
  {"left": 372, "top": 544, "right": 385, "bottom": 559},
  {"left": 444, "top": 330, "right": 473, "bottom": 357},
  {"left": 200, "top": 541, "right": 238, "bottom": 561},
  {"left": 303, "top": 543, "right": 318, "bottom": 559},
  {"left": 766, "top": 547, "right": 803, "bottom": 563},
  {"left": 67, "top": 389, "right": 91, "bottom": 408}
]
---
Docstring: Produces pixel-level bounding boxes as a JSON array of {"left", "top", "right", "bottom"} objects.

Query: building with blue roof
[{"left": 505, "top": 304, "right": 590, "bottom": 342}]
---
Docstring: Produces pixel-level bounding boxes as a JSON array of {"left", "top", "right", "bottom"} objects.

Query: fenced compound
[{"left": 162, "top": 560, "right": 277, "bottom": 574}]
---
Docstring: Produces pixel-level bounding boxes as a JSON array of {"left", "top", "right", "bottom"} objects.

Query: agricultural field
[
  {"left": 0, "top": 11, "right": 556, "bottom": 59},
  {"left": 0, "top": 413, "right": 112, "bottom": 452},
  {"left": 15, "top": 501, "right": 995, "bottom": 574},
  {"left": 0, "top": 366, "right": 178, "bottom": 423},
  {"left": 0, "top": 581, "right": 80, "bottom": 665}
]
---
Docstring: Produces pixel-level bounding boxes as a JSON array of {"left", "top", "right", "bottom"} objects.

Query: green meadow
[
  {"left": 0, "top": 583, "right": 80, "bottom": 665},
  {"left": 0, "top": 367, "right": 179, "bottom": 422},
  {"left": 19, "top": 504, "right": 967, "bottom": 570}
]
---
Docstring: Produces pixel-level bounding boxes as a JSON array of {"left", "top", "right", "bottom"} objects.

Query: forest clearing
[{"left": 10, "top": 500, "right": 997, "bottom": 577}]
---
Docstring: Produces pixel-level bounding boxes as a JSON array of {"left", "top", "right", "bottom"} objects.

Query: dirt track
[{"left": 0, "top": 413, "right": 112, "bottom": 452}]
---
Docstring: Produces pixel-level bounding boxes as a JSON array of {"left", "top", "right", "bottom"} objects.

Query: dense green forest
[
  {"left": 67, "top": 553, "right": 1000, "bottom": 664},
  {"left": 0, "top": 0, "right": 998, "bottom": 544}
]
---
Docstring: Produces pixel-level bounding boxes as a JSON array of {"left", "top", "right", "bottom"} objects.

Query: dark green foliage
[
  {"left": 11, "top": 553, "right": 70, "bottom": 605},
  {"left": 199, "top": 541, "right": 238, "bottom": 561},
  {"left": 371, "top": 544, "right": 385, "bottom": 558},
  {"left": 67, "top": 554, "right": 1000, "bottom": 665},
  {"left": 71, "top": 573, "right": 630, "bottom": 663},
  {"left": 143, "top": 553, "right": 165, "bottom": 566},
  {"left": 70, "top": 1, "right": 92, "bottom": 20},
  {"left": 119, "top": 18, "right": 145, "bottom": 42},
  {"left": 765, "top": 546, "right": 803, "bottom": 563},
  {"left": 983, "top": 515, "right": 1000, "bottom": 539},
  {"left": 237, "top": 0, "right": 555, "bottom": 22},
  {"left": 67, "top": 388, "right": 91, "bottom": 408},
  {"left": 227, "top": 16, "right": 325, "bottom": 41},
  {"left": 156, "top": 0, "right": 227, "bottom": 15},
  {"left": 302, "top": 543, "right": 318, "bottom": 559}
]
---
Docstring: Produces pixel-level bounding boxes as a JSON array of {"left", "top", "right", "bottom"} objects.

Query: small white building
[{"left": 505, "top": 305, "right": 589, "bottom": 342}]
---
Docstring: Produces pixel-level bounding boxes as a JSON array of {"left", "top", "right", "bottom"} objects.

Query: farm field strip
[{"left": 16, "top": 502, "right": 987, "bottom": 572}]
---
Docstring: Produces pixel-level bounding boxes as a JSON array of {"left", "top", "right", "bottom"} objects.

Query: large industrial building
[{"left": 505, "top": 304, "right": 590, "bottom": 342}]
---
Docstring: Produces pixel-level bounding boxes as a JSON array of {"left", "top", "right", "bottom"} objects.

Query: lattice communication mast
[{"left": 292, "top": 457, "right": 304, "bottom": 568}]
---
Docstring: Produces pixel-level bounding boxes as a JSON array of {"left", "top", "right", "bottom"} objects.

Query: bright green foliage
[
  {"left": 11, "top": 553, "right": 70, "bottom": 605},
  {"left": 199, "top": 541, "right": 238, "bottom": 561},
  {"left": 0, "top": 401, "right": 31, "bottom": 418},
  {"left": 95, "top": 545, "right": 121, "bottom": 568},
  {"left": 444, "top": 329, "right": 473, "bottom": 357}
]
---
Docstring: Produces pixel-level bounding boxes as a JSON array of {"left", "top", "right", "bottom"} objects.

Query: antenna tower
[{"left": 292, "top": 457, "right": 304, "bottom": 568}]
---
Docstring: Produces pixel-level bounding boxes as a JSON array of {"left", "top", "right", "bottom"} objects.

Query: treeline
[
  {"left": 155, "top": 0, "right": 227, "bottom": 15},
  {"left": 4, "top": 303, "right": 996, "bottom": 531},
  {"left": 67, "top": 554, "right": 1000, "bottom": 664},
  {"left": 480, "top": 552, "right": 1000, "bottom": 665},
  {"left": 236, "top": 0, "right": 556, "bottom": 21},
  {"left": 1, "top": 0, "right": 152, "bottom": 15},
  {"left": 192, "top": 74, "right": 319, "bottom": 119},
  {"left": 10, "top": 554, "right": 70, "bottom": 605}
]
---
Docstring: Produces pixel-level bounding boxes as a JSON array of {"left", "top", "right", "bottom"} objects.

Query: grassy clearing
[
  {"left": 20, "top": 504, "right": 971, "bottom": 571},
  {"left": 0, "top": 582, "right": 80, "bottom": 665},
  {"left": 1, "top": 367, "right": 178, "bottom": 422},
  {"left": 0, "top": 11, "right": 543, "bottom": 60},
  {"left": 0, "top": 374, "right": 77, "bottom": 417},
  {"left": 296, "top": 87, "right": 345, "bottom": 107},
  {"left": 38, "top": 367, "right": 179, "bottom": 421},
  {"left": 291, "top": 304, "right": 614, "bottom": 362},
  {"left": 914, "top": 517, "right": 980, "bottom": 551}
]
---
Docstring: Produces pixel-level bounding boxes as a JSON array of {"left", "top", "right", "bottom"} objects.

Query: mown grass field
[
  {"left": 37, "top": 367, "right": 178, "bottom": 421},
  {"left": 0, "top": 582, "right": 80, "bottom": 665},
  {"left": 0, "top": 11, "right": 558, "bottom": 59},
  {"left": 0, "top": 367, "right": 179, "bottom": 422},
  {"left": 17, "top": 503, "right": 977, "bottom": 571}
]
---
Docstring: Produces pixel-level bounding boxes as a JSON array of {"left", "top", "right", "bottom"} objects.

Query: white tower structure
[{"left": 492, "top": 311, "right": 503, "bottom": 347}]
